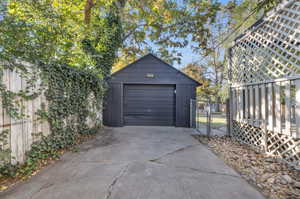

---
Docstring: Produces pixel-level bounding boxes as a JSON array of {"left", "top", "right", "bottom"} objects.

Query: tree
[
  {"left": 181, "top": 62, "right": 211, "bottom": 99},
  {"left": 181, "top": 0, "right": 282, "bottom": 111},
  {"left": 180, "top": 8, "right": 229, "bottom": 110},
  {"left": 0, "top": 0, "right": 124, "bottom": 78},
  {"left": 112, "top": 0, "right": 222, "bottom": 72}
]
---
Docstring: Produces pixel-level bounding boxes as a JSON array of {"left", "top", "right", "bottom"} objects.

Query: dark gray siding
[
  {"left": 175, "top": 84, "right": 196, "bottom": 127},
  {"left": 110, "top": 55, "right": 199, "bottom": 86},
  {"left": 103, "top": 54, "right": 200, "bottom": 127},
  {"left": 103, "top": 83, "right": 123, "bottom": 126}
]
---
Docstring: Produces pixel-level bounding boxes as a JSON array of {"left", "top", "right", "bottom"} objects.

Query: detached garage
[{"left": 103, "top": 53, "right": 201, "bottom": 127}]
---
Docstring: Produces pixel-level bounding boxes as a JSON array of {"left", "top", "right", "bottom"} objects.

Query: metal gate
[{"left": 191, "top": 99, "right": 228, "bottom": 137}]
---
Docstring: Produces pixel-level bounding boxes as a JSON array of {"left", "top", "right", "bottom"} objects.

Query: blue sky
[
  {"left": 170, "top": 0, "right": 230, "bottom": 69},
  {"left": 173, "top": 40, "right": 198, "bottom": 69}
]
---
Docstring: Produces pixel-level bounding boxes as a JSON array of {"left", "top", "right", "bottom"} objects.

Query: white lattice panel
[
  {"left": 233, "top": 120, "right": 300, "bottom": 167},
  {"left": 233, "top": 120, "right": 264, "bottom": 150},
  {"left": 230, "top": 0, "right": 300, "bottom": 84},
  {"left": 229, "top": 1, "right": 300, "bottom": 168}
]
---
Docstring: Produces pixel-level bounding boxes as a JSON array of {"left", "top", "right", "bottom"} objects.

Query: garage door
[{"left": 124, "top": 84, "right": 175, "bottom": 126}]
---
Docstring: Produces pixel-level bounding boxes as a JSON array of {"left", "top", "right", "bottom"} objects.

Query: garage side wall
[
  {"left": 176, "top": 84, "right": 196, "bottom": 127},
  {"left": 103, "top": 83, "right": 123, "bottom": 127}
]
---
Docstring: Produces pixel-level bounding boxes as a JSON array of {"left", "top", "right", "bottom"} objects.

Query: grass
[{"left": 197, "top": 113, "right": 227, "bottom": 128}]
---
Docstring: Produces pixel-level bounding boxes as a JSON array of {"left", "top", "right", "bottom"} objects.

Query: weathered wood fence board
[
  {"left": 0, "top": 68, "right": 50, "bottom": 164},
  {"left": 0, "top": 66, "right": 102, "bottom": 165},
  {"left": 229, "top": 0, "right": 300, "bottom": 168}
]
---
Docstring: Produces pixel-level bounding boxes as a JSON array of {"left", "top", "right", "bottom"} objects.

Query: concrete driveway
[{"left": 1, "top": 126, "right": 265, "bottom": 199}]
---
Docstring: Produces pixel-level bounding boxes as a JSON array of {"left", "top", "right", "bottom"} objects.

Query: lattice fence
[
  {"left": 231, "top": 0, "right": 300, "bottom": 84},
  {"left": 232, "top": 120, "right": 264, "bottom": 151},
  {"left": 229, "top": 0, "right": 300, "bottom": 168},
  {"left": 233, "top": 120, "right": 300, "bottom": 167},
  {"left": 266, "top": 130, "right": 300, "bottom": 166}
]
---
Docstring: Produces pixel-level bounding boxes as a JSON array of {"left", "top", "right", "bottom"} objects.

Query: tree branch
[
  {"left": 121, "top": 19, "right": 190, "bottom": 42},
  {"left": 84, "top": 0, "right": 95, "bottom": 24}
]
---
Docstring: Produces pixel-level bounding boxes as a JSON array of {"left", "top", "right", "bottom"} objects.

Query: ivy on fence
[{"left": 0, "top": 1, "right": 123, "bottom": 177}]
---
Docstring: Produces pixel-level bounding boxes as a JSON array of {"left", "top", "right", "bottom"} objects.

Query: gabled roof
[{"left": 112, "top": 53, "right": 201, "bottom": 86}]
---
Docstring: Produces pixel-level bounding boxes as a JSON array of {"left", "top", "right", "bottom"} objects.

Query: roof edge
[{"left": 112, "top": 53, "right": 202, "bottom": 86}]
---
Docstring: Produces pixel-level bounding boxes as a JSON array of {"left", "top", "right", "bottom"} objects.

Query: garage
[
  {"left": 124, "top": 84, "right": 175, "bottom": 126},
  {"left": 103, "top": 53, "right": 200, "bottom": 127}
]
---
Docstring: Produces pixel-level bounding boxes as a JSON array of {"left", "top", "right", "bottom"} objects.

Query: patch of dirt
[
  {"left": 192, "top": 135, "right": 300, "bottom": 199},
  {"left": 80, "top": 128, "right": 117, "bottom": 152},
  {"left": 94, "top": 128, "right": 118, "bottom": 147}
]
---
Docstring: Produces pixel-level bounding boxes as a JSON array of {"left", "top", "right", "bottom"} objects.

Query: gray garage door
[{"left": 124, "top": 84, "right": 175, "bottom": 126}]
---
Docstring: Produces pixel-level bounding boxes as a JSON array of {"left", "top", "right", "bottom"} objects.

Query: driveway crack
[
  {"left": 149, "top": 144, "right": 199, "bottom": 162},
  {"left": 149, "top": 160, "right": 239, "bottom": 178},
  {"left": 29, "top": 182, "right": 54, "bottom": 199},
  {"left": 183, "top": 167, "right": 240, "bottom": 178},
  {"left": 104, "top": 164, "right": 129, "bottom": 199}
]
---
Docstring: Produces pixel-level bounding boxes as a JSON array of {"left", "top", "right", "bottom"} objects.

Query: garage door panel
[
  {"left": 126, "top": 86, "right": 173, "bottom": 90},
  {"left": 125, "top": 117, "right": 174, "bottom": 126},
  {"left": 125, "top": 115, "right": 174, "bottom": 119},
  {"left": 126, "top": 89, "right": 174, "bottom": 93},
  {"left": 124, "top": 112, "right": 174, "bottom": 117},
  {"left": 124, "top": 84, "right": 175, "bottom": 126},
  {"left": 124, "top": 104, "right": 173, "bottom": 110},
  {"left": 125, "top": 96, "right": 172, "bottom": 105},
  {"left": 124, "top": 108, "right": 174, "bottom": 113},
  {"left": 125, "top": 93, "right": 174, "bottom": 98},
  {"left": 125, "top": 109, "right": 174, "bottom": 114}
]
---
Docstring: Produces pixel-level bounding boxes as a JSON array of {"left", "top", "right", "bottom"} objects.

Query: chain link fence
[{"left": 191, "top": 99, "right": 228, "bottom": 137}]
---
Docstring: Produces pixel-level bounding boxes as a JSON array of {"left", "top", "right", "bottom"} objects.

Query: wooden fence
[
  {"left": 228, "top": 0, "right": 300, "bottom": 168},
  {"left": 0, "top": 67, "right": 102, "bottom": 165},
  {"left": 0, "top": 68, "right": 50, "bottom": 164}
]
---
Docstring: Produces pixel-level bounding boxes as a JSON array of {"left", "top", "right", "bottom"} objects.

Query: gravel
[{"left": 193, "top": 135, "right": 300, "bottom": 199}]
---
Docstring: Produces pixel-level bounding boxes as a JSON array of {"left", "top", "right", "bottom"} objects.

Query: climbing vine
[
  {"left": 0, "top": 0, "right": 123, "bottom": 177},
  {"left": 0, "top": 60, "right": 107, "bottom": 177}
]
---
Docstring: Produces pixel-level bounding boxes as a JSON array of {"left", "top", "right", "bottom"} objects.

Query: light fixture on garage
[{"left": 146, "top": 73, "right": 155, "bottom": 78}]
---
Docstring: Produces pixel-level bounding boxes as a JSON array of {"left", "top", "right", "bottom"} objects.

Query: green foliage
[
  {"left": 0, "top": 63, "right": 105, "bottom": 177},
  {"left": 181, "top": 61, "right": 228, "bottom": 104},
  {"left": 0, "top": 0, "right": 123, "bottom": 177},
  {"left": 0, "top": 164, "right": 18, "bottom": 177},
  {"left": 181, "top": 0, "right": 282, "bottom": 104},
  {"left": 113, "top": 0, "right": 221, "bottom": 70},
  {"left": 0, "top": 87, "right": 22, "bottom": 120},
  {"left": 181, "top": 62, "right": 211, "bottom": 96},
  {"left": 0, "top": 130, "right": 11, "bottom": 169},
  {"left": 82, "top": 5, "right": 123, "bottom": 77}
]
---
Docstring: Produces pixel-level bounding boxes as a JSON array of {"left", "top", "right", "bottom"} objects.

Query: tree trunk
[{"left": 215, "top": 96, "right": 221, "bottom": 112}]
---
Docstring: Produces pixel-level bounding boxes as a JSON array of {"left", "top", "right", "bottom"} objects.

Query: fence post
[
  {"left": 226, "top": 98, "right": 231, "bottom": 136},
  {"left": 190, "top": 99, "right": 196, "bottom": 128},
  {"left": 206, "top": 99, "right": 211, "bottom": 137},
  {"left": 227, "top": 48, "right": 233, "bottom": 137},
  {"left": 190, "top": 99, "right": 192, "bottom": 128},
  {"left": 261, "top": 84, "right": 268, "bottom": 152}
]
